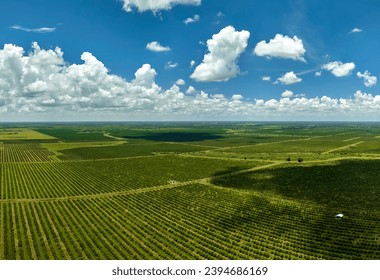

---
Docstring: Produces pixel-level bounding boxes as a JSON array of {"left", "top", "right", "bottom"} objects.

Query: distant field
[
  {"left": 57, "top": 142, "right": 215, "bottom": 160},
  {"left": 35, "top": 127, "right": 111, "bottom": 141},
  {"left": 1, "top": 122, "right": 380, "bottom": 260},
  {"left": 0, "top": 129, "right": 56, "bottom": 140}
]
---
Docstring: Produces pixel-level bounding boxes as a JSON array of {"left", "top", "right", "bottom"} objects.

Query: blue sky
[{"left": 0, "top": 0, "right": 379, "bottom": 121}]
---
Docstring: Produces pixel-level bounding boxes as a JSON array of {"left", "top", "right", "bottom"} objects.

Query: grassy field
[
  {"left": 0, "top": 128, "right": 56, "bottom": 140},
  {"left": 0, "top": 122, "right": 379, "bottom": 259}
]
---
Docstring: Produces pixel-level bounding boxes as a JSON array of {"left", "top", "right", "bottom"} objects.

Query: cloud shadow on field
[
  {"left": 211, "top": 160, "right": 380, "bottom": 209},
  {"left": 207, "top": 160, "right": 380, "bottom": 259}
]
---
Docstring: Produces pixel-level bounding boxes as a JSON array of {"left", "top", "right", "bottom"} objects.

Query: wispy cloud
[
  {"left": 165, "top": 61, "right": 178, "bottom": 69},
  {"left": 295, "top": 67, "right": 322, "bottom": 76},
  {"left": 183, "top": 14, "right": 200, "bottom": 24},
  {"left": 10, "top": 25, "right": 56, "bottom": 33}
]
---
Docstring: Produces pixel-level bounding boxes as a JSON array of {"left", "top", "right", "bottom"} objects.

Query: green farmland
[{"left": 0, "top": 122, "right": 380, "bottom": 260}]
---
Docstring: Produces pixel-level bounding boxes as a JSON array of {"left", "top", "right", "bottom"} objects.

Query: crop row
[
  {"left": 1, "top": 144, "right": 54, "bottom": 163},
  {"left": 2, "top": 195, "right": 273, "bottom": 260},
  {"left": 0, "top": 155, "right": 259, "bottom": 199},
  {"left": 2, "top": 182, "right": 379, "bottom": 260},
  {"left": 1, "top": 161, "right": 128, "bottom": 200},
  {"left": 1, "top": 152, "right": 379, "bottom": 259},
  {"left": 130, "top": 184, "right": 380, "bottom": 259},
  {"left": 2, "top": 198, "right": 217, "bottom": 260}
]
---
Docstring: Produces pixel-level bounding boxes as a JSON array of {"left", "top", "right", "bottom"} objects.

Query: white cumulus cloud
[
  {"left": 190, "top": 25, "right": 250, "bottom": 82},
  {"left": 186, "top": 86, "right": 195, "bottom": 94},
  {"left": 184, "top": 14, "right": 200, "bottom": 24},
  {"left": 281, "top": 90, "right": 294, "bottom": 98},
  {"left": 175, "top": 79, "right": 185, "bottom": 85},
  {"left": 132, "top": 63, "right": 158, "bottom": 88},
  {"left": 262, "top": 76, "right": 271, "bottom": 81},
  {"left": 276, "top": 71, "right": 302, "bottom": 85},
  {"left": 0, "top": 42, "right": 252, "bottom": 118},
  {"left": 322, "top": 61, "right": 355, "bottom": 77},
  {"left": 357, "top": 71, "right": 377, "bottom": 87},
  {"left": 2, "top": 43, "right": 380, "bottom": 121},
  {"left": 146, "top": 41, "right": 170, "bottom": 52},
  {"left": 254, "top": 34, "right": 306, "bottom": 62},
  {"left": 122, "top": 0, "right": 201, "bottom": 13}
]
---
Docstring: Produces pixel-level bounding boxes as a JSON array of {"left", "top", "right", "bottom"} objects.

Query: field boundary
[
  {"left": 343, "top": 137, "right": 361, "bottom": 142},
  {"left": 178, "top": 153, "right": 275, "bottom": 162},
  {"left": 103, "top": 132, "right": 127, "bottom": 141},
  {"left": 321, "top": 141, "right": 364, "bottom": 154}
]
